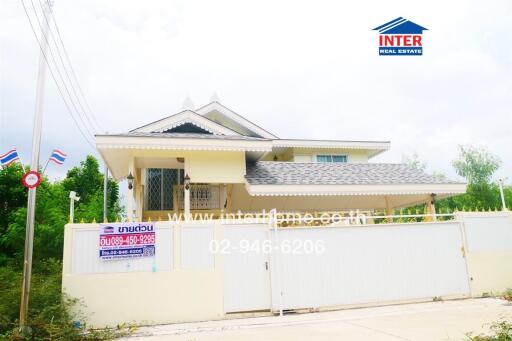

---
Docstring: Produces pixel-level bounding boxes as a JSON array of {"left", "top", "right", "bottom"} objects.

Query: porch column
[
  {"left": 127, "top": 156, "right": 135, "bottom": 222},
  {"left": 426, "top": 193, "right": 437, "bottom": 222},
  {"left": 385, "top": 195, "right": 394, "bottom": 222},
  {"left": 184, "top": 173, "right": 191, "bottom": 220},
  {"left": 135, "top": 168, "right": 143, "bottom": 222}
]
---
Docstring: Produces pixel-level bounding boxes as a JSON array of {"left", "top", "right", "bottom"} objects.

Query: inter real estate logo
[{"left": 373, "top": 17, "right": 428, "bottom": 56}]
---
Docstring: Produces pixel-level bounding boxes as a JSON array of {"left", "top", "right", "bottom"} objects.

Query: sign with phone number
[{"left": 99, "top": 222, "right": 156, "bottom": 260}]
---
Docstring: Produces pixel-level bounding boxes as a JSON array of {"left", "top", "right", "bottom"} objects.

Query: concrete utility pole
[{"left": 19, "top": 0, "right": 53, "bottom": 329}]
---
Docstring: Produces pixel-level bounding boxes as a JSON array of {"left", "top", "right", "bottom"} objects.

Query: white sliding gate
[
  {"left": 223, "top": 224, "right": 272, "bottom": 312},
  {"left": 270, "top": 221, "right": 471, "bottom": 312}
]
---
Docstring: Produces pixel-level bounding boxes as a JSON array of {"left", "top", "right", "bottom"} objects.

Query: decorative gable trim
[
  {"left": 158, "top": 120, "right": 217, "bottom": 134},
  {"left": 130, "top": 110, "right": 241, "bottom": 136},
  {"left": 196, "top": 102, "right": 278, "bottom": 139}
]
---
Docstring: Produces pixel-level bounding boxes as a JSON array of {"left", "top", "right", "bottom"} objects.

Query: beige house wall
[{"left": 260, "top": 148, "right": 369, "bottom": 163}]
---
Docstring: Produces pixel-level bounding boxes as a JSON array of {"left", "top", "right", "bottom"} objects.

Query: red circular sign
[{"left": 21, "top": 171, "right": 42, "bottom": 189}]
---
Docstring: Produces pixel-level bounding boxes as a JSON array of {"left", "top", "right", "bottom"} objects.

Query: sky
[{"left": 1, "top": 0, "right": 511, "bottom": 186}]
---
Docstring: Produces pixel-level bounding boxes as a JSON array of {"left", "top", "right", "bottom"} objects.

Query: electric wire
[
  {"left": 20, "top": 0, "right": 96, "bottom": 149},
  {"left": 40, "top": 0, "right": 103, "bottom": 132},
  {"left": 28, "top": 0, "right": 96, "bottom": 140}
]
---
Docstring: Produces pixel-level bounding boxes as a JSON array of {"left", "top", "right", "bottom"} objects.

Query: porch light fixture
[
  {"left": 127, "top": 172, "right": 134, "bottom": 190},
  {"left": 430, "top": 193, "right": 437, "bottom": 204},
  {"left": 184, "top": 174, "right": 191, "bottom": 190},
  {"left": 176, "top": 157, "right": 184, "bottom": 163}
]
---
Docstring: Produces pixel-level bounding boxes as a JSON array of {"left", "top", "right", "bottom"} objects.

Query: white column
[
  {"left": 127, "top": 157, "right": 135, "bottom": 222},
  {"left": 184, "top": 184, "right": 191, "bottom": 220},
  {"left": 427, "top": 194, "right": 437, "bottom": 222},
  {"left": 385, "top": 195, "right": 394, "bottom": 222}
]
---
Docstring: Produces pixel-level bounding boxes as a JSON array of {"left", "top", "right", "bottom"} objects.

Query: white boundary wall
[
  {"left": 62, "top": 212, "right": 512, "bottom": 327},
  {"left": 458, "top": 212, "right": 512, "bottom": 296}
]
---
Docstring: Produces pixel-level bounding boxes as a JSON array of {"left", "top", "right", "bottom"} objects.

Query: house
[{"left": 96, "top": 100, "right": 466, "bottom": 221}]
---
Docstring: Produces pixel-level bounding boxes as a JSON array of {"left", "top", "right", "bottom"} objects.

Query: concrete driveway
[{"left": 120, "top": 298, "right": 512, "bottom": 341}]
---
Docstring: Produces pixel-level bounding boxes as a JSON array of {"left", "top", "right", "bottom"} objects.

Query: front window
[
  {"left": 316, "top": 155, "right": 347, "bottom": 163},
  {"left": 145, "top": 168, "right": 183, "bottom": 210}
]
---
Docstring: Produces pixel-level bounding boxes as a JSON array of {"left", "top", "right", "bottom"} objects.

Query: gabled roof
[
  {"left": 245, "top": 161, "right": 466, "bottom": 196},
  {"left": 373, "top": 17, "right": 428, "bottom": 34},
  {"left": 130, "top": 110, "right": 241, "bottom": 136},
  {"left": 196, "top": 101, "right": 278, "bottom": 139}
]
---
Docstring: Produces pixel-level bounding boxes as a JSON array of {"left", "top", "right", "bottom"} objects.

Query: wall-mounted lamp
[
  {"left": 127, "top": 172, "right": 134, "bottom": 190},
  {"left": 430, "top": 193, "right": 437, "bottom": 204},
  {"left": 184, "top": 173, "right": 191, "bottom": 190}
]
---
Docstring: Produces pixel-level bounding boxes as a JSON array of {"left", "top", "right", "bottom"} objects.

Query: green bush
[
  {"left": 503, "top": 289, "right": 512, "bottom": 303},
  {"left": 466, "top": 319, "right": 512, "bottom": 340},
  {"left": 0, "top": 260, "right": 134, "bottom": 340}
]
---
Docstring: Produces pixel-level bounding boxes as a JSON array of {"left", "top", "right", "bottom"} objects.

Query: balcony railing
[{"left": 174, "top": 184, "right": 221, "bottom": 210}]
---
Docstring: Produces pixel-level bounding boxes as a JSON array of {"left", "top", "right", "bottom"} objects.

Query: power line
[
  {"left": 20, "top": 0, "right": 96, "bottom": 149},
  {"left": 35, "top": 0, "right": 99, "bottom": 135},
  {"left": 28, "top": 0, "right": 97, "bottom": 139},
  {"left": 40, "top": 0, "right": 103, "bottom": 132}
]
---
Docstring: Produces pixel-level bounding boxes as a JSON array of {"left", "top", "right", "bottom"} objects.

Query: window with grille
[
  {"left": 145, "top": 169, "right": 183, "bottom": 210},
  {"left": 316, "top": 155, "right": 348, "bottom": 163}
]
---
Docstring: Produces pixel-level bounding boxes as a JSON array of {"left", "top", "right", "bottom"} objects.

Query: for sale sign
[{"left": 99, "top": 222, "right": 156, "bottom": 260}]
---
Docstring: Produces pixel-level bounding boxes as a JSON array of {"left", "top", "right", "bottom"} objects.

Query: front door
[{"left": 223, "top": 225, "right": 271, "bottom": 312}]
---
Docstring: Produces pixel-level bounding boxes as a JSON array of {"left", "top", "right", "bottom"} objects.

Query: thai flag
[
  {"left": 49, "top": 149, "right": 67, "bottom": 165},
  {"left": 0, "top": 149, "right": 20, "bottom": 167}
]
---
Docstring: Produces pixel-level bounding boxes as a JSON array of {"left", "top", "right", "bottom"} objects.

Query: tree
[
  {"left": 452, "top": 145, "right": 501, "bottom": 185},
  {"left": 0, "top": 164, "right": 27, "bottom": 239},
  {"left": 0, "top": 155, "right": 121, "bottom": 263},
  {"left": 436, "top": 145, "right": 504, "bottom": 211},
  {"left": 62, "top": 155, "right": 121, "bottom": 223},
  {"left": 403, "top": 152, "right": 427, "bottom": 172}
]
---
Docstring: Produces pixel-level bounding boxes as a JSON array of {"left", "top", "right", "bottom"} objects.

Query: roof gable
[
  {"left": 162, "top": 123, "right": 212, "bottom": 134},
  {"left": 196, "top": 102, "right": 278, "bottom": 139},
  {"left": 130, "top": 110, "right": 241, "bottom": 136}
]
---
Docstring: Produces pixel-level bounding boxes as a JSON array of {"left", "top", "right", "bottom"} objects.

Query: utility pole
[
  {"left": 103, "top": 164, "right": 108, "bottom": 222},
  {"left": 19, "top": 0, "right": 53, "bottom": 329}
]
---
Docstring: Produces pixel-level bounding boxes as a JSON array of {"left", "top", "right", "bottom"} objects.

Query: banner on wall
[{"left": 99, "top": 222, "right": 156, "bottom": 260}]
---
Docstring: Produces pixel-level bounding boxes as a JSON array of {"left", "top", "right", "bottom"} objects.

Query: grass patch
[{"left": 0, "top": 259, "right": 135, "bottom": 340}]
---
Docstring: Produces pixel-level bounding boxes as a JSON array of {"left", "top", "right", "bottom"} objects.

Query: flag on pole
[
  {"left": 0, "top": 149, "right": 21, "bottom": 167},
  {"left": 49, "top": 149, "right": 67, "bottom": 165}
]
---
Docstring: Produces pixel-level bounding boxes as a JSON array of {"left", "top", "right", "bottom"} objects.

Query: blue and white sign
[{"left": 99, "top": 222, "right": 156, "bottom": 260}]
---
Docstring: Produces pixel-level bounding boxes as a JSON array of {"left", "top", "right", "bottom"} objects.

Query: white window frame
[{"left": 314, "top": 154, "right": 348, "bottom": 163}]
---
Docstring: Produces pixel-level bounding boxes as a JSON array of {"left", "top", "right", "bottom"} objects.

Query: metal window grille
[{"left": 145, "top": 168, "right": 178, "bottom": 210}]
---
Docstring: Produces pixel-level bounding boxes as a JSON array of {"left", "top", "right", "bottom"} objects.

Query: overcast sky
[{"left": 1, "top": 0, "right": 511, "bottom": 185}]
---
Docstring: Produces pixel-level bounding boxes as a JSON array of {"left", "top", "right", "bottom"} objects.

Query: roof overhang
[
  {"left": 271, "top": 139, "right": 390, "bottom": 158},
  {"left": 244, "top": 182, "right": 467, "bottom": 197},
  {"left": 96, "top": 134, "right": 273, "bottom": 180},
  {"left": 96, "top": 134, "right": 272, "bottom": 152}
]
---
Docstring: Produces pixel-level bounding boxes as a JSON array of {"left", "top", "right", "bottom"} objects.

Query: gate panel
[
  {"left": 271, "top": 222, "right": 470, "bottom": 311},
  {"left": 223, "top": 224, "right": 271, "bottom": 313}
]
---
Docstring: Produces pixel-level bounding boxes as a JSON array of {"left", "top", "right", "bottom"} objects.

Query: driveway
[{"left": 120, "top": 298, "right": 512, "bottom": 341}]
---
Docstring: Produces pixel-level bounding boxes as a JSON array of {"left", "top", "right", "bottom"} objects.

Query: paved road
[{"left": 121, "top": 298, "right": 512, "bottom": 341}]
